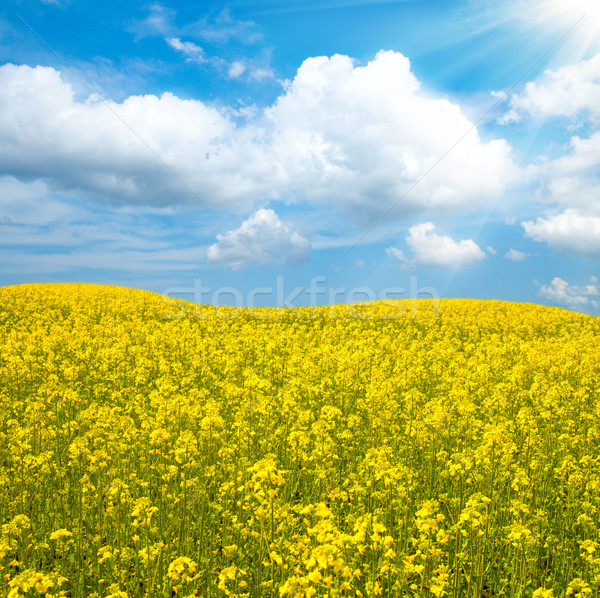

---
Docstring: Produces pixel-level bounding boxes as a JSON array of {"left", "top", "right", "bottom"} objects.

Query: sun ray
[{"left": 529, "top": 0, "right": 600, "bottom": 59}]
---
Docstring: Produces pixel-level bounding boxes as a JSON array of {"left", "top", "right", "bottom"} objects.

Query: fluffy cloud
[
  {"left": 505, "top": 248, "right": 531, "bottom": 261},
  {"left": 0, "top": 52, "right": 516, "bottom": 221},
  {"left": 500, "top": 53, "right": 600, "bottom": 123},
  {"left": 206, "top": 209, "right": 310, "bottom": 269},
  {"left": 404, "top": 222, "right": 485, "bottom": 268},
  {"left": 266, "top": 51, "right": 516, "bottom": 219},
  {"left": 0, "top": 63, "right": 277, "bottom": 212},
  {"left": 507, "top": 55, "right": 600, "bottom": 252},
  {"left": 523, "top": 209, "right": 600, "bottom": 258},
  {"left": 530, "top": 132, "right": 600, "bottom": 215},
  {"left": 538, "top": 276, "right": 599, "bottom": 310}
]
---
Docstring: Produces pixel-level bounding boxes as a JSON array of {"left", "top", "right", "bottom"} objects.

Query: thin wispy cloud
[
  {"left": 505, "top": 248, "right": 531, "bottom": 261},
  {"left": 166, "top": 37, "right": 206, "bottom": 61},
  {"left": 189, "top": 7, "right": 263, "bottom": 44},
  {"left": 130, "top": 5, "right": 273, "bottom": 82},
  {"left": 130, "top": 3, "right": 176, "bottom": 38},
  {"left": 243, "top": 0, "right": 416, "bottom": 17}
]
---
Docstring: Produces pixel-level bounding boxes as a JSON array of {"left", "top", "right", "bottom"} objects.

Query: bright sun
[
  {"left": 543, "top": 0, "right": 600, "bottom": 23},
  {"left": 536, "top": 0, "right": 600, "bottom": 56}
]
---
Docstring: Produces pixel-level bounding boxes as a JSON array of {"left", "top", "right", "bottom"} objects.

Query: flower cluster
[{"left": 0, "top": 283, "right": 598, "bottom": 596}]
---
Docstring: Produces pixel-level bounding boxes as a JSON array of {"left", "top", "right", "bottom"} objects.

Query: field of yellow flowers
[{"left": 0, "top": 283, "right": 599, "bottom": 598}]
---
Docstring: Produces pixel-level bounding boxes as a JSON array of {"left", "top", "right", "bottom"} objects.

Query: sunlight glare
[{"left": 536, "top": 0, "right": 600, "bottom": 56}]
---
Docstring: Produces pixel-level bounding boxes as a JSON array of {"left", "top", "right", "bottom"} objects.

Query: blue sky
[{"left": 1, "top": 0, "right": 599, "bottom": 312}]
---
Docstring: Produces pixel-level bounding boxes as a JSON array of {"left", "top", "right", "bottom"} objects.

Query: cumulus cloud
[
  {"left": 206, "top": 209, "right": 310, "bottom": 269},
  {"left": 0, "top": 52, "right": 516, "bottom": 221},
  {"left": 522, "top": 209, "right": 600, "bottom": 258},
  {"left": 266, "top": 51, "right": 516, "bottom": 219},
  {"left": 404, "top": 222, "right": 485, "bottom": 268},
  {"left": 538, "top": 276, "right": 600, "bottom": 310},
  {"left": 530, "top": 131, "right": 600, "bottom": 215},
  {"left": 500, "top": 53, "right": 600, "bottom": 123},
  {"left": 505, "top": 248, "right": 531, "bottom": 261},
  {"left": 506, "top": 55, "right": 600, "bottom": 249},
  {"left": 0, "top": 63, "right": 277, "bottom": 212}
]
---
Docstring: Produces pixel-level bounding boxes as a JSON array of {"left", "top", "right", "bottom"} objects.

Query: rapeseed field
[{"left": 0, "top": 283, "right": 599, "bottom": 598}]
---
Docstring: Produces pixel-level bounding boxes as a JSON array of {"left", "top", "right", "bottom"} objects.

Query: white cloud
[
  {"left": 166, "top": 39, "right": 272, "bottom": 82},
  {"left": 190, "top": 8, "right": 263, "bottom": 45},
  {"left": 167, "top": 38, "right": 205, "bottom": 62},
  {"left": 405, "top": 222, "right": 486, "bottom": 268},
  {"left": 506, "top": 56, "right": 600, "bottom": 241},
  {"left": 224, "top": 59, "right": 272, "bottom": 81},
  {"left": 248, "top": 67, "right": 274, "bottom": 81},
  {"left": 530, "top": 131, "right": 600, "bottom": 215},
  {"left": 486, "top": 246, "right": 497, "bottom": 255},
  {"left": 512, "top": 73, "right": 600, "bottom": 256},
  {"left": 228, "top": 61, "right": 246, "bottom": 78},
  {"left": 386, "top": 247, "right": 407, "bottom": 262},
  {"left": 135, "top": 6, "right": 271, "bottom": 81},
  {"left": 0, "top": 53, "right": 516, "bottom": 222},
  {"left": 0, "top": 63, "right": 276, "bottom": 212},
  {"left": 500, "top": 53, "right": 600, "bottom": 123},
  {"left": 266, "top": 51, "right": 517, "bottom": 219},
  {"left": 538, "top": 276, "right": 600, "bottom": 310},
  {"left": 505, "top": 248, "right": 531, "bottom": 261},
  {"left": 523, "top": 209, "right": 600, "bottom": 258},
  {"left": 132, "top": 4, "right": 176, "bottom": 38},
  {"left": 206, "top": 209, "right": 310, "bottom": 269}
]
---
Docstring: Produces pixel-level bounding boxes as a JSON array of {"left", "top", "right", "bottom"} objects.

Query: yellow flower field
[{"left": 0, "top": 283, "right": 599, "bottom": 598}]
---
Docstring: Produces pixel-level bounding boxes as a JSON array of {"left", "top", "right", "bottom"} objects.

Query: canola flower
[{"left": 0, "top": 282, "right": 599, "bottom": 597}]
